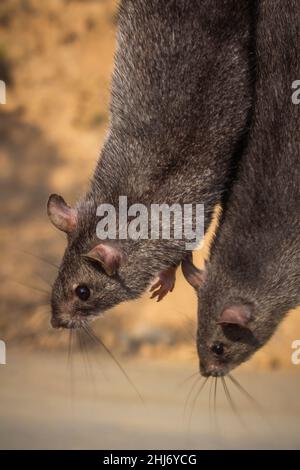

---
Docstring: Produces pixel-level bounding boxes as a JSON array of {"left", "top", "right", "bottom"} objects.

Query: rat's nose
[
  {"left": 200, "top": 363, "right": 225, "bottom": 377},
  {"left": 51, "top": 316, "right": 64, "bottom": 329}
]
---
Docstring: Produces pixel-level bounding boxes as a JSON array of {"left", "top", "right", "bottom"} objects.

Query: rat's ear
[
  {"left": 83, "top": 243, "right": 124, "bottom": 276},
  {"left": 217, "top": 305, "right": 252, "bottom": 328},
  {"left": 47, "top": 194, "right": 77, "bottom": 233}
]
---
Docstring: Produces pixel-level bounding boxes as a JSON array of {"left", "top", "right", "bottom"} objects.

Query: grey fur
[
  {"left": 198, "top": 0, "right": 300, "bottom": 376},
  {"left": 49, "top": 0, "right": 253, "bottom": 328}
]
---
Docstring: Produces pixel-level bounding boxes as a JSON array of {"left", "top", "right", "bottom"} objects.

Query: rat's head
[
  {"left": 195, "top": 261, "right": 287, "bottom": 377},
  {"left": 47, "top": 194, "right": 134, "bottom": 329},
  {"left": 197, "top": 299, "right": 262, "bottom": 377}
]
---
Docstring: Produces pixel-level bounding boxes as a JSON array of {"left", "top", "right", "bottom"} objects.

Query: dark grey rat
[
  {"left": 47, "top": 0, "right": 254, "bottom": 329},
  {"left": 195, "top": 0, "right": 300, "bottom": 377}
]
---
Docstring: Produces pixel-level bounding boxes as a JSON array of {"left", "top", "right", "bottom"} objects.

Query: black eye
[
  {"left": 75, "top": 285, "right": 90, "bottom": 301},
  {"left": 211, "top": 342, "right": 224, "bottom": 356}
]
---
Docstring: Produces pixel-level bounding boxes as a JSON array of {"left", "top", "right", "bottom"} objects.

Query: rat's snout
[
  {"left": 50, "top": 298, "right": 69, "bottom": 329},
  {"left": 200, "top": 362, "right": 226, "bottom": 378},
  {"left": 50, "top": 316, "right": 60, "bottom": 329},
  {"left": 50, "top": 315, "right": 69, "bottom": 329},
  {"left": 50, "top": 299, "right": 72, "bottom": 329},
  {"left": 51, "top": 314, "right": 81, "bottom": 329},
  {"left": 50, "top": 304, "right": 88, "bottom": 329},
  {"left": 50, "top": 288, "right": 75, "bottom": 329}
]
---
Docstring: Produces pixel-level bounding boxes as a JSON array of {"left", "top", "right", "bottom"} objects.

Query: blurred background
[{"left": 0, "top": 0, "right": 299, "bottom": 449}]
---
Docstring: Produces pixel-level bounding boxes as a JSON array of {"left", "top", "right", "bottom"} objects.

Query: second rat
[{"left": 195, "top": 0, "right": 300, "bottom": 377}]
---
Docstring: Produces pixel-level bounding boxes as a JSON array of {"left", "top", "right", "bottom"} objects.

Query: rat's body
[
  {"left": 48, "top": 0, "right": 254, "bottom": 328},
  {"left": 197, "top": 0, "right": 300, "bottom": 377}
]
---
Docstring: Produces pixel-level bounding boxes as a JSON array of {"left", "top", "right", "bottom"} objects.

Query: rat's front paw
[{"left": 149, "top": 266, "right": 176, "bottom": 302}]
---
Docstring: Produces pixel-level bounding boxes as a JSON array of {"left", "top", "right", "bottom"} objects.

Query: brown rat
[
  {"left": 195, "top": 0, "right": 300, "bottom": 377},
  {"left": 47, "top": 0, "right": 254, "bottom": 329}
]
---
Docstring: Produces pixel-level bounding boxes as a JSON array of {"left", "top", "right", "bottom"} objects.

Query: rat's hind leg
[{"left": 149, "top": 266, "right": 177, "bottom": 302}]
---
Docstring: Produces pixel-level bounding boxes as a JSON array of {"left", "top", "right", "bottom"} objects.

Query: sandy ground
[{"left": 0, "top": 349, "right": 299, "bottom": 450}]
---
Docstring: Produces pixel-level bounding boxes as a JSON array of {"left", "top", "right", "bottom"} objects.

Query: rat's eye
[
  {"left": 75, "top": 284, "right": 90, "bottom": 301},
  {"left": 211, "top": 342, "right": 224, "bottom": 356}
]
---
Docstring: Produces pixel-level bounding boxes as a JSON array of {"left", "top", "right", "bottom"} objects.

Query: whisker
[
  {"left": 83, "top": 324, "right": 144, "bottom": 403},
  {"left": 34, "top": 272, "right": 53, "bottom": 288},
  {"left": 81, "top": 328, "right": 110, "bottom": 382},
  {"left": 213, "top": 377, "right": 218, "bottom": 429},
  {"left": 228, "top": 374, "right": 263, "bottom": 413},
  {"left": 37, "top": 310, "right": 51, "bottom": 318},
  {"left": 79, "top": 329, "right": 97, "bottom": 400},
  {"left": 34, "top": 302, "right": 51, "bottom": 309},
  {"left": 68, "top": 329, "right": 73, "bottom": 365},
  {"left": 177, "top": 371, "right": 199, "bottom": 390},
  {"left": 67, "top": 329, "right": 75, "bottom": 402},
  {"left": 212, "top": 378, "right": 223, "bottom": 445},
  {"left": 188, "top": 377, "right": 209, "bottom": 433},
  {"left": 77, "top": 329, "right": 87, "bottom": 376},
  {"left": 20, "top": 250, "right": 59, "bottom": 270},
  {"left": 183, "top": 375, "right": 200, "bottom": 417},
  {"left": 14, "top": 280, "right": 50, "bottom": 296},
  {"left": 209, "top": 377, "right": 213, "bottom": 424},
  {"left": 221, "top": 376, "right": 237, "bottom": 414},
  {"left": 228, "top": 373, "right": 272, "bottom": 430},
  {"left": 222, "top": 376, "right": 246, "bottom": 429}
]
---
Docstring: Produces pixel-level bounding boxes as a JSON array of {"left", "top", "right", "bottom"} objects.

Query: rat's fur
[
  {"left": 198, "top": 0, "right": 300, "bottom": 376},
  {"left": 50, "top": 0, "right": 254, "bottom": 328}
]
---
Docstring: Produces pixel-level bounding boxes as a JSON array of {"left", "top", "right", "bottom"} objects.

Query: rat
[
  {"left": 47, "top": 0, "right": 254, "bottom": 329},
  {"left": 195, "top": 0, "right": 300, "bottom": 377}
]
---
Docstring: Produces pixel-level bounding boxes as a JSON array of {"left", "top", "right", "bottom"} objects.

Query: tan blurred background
[{"left": 0, "top": 0, "right": 299, "bottom": 449}]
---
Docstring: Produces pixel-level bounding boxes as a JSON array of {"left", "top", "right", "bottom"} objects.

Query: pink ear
[
  {"left": 83, "top": 243, "right": 124, "bottom": 276},
  {"left": 217, "top": 305, "right": 252, "bottom": 328},
  {"left": 47, "top": 194, "right": 77, "bottom": 233}
]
